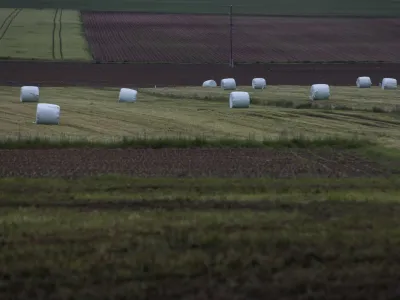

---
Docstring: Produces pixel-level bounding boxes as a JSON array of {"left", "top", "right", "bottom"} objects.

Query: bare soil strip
[
  {"left": 0, "top": 148, "right": 387, "bottom": 178},
  {"left": 0, "top": 61, "right": 399, "bottom": 87}
]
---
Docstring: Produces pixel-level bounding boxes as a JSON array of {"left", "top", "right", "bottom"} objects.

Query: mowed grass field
[
  {"left": 1, "top": 85, "right": 400, "bottom": 147},
  {"left": 2, "top": 85, "right": 400, "bottom": 299},
  {"left": 0, "top": 0, "right": 397, "bottom": 16},
  {"left": 0, "top": 8, "right": 90, "bottom": 60}
]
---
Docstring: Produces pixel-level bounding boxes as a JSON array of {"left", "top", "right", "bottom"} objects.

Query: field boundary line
[
  {"left": 0, "top": 8, "right": 22, "bottom": 41},
  {"left": 52, "top": 8, "right": 59, "bottom": 60},
  {"left": 58, "top": 9, "right": 63, "bottom": 59}
]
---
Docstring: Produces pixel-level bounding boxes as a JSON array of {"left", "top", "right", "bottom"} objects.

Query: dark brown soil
[
  {"left": 1, "top": 60, "right": 400, "bottom": 87},
  {"left": 0, "top": 148, "right": 387, "bottom": 178},
  {"left": 81, "top": 12, "right": 400, "bottom": 63}
]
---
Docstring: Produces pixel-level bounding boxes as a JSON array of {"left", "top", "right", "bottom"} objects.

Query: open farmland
[
  {"left": 82, "top": 12, "right": 400, "bottom": 63},
  {"left": 0, "top": 0, "right": 398, "bottom": 16},
  {"left": 0, "top": 85, "right": 399, "bottom": 178},
  {"left": 2, "top": 1, "right": 400, "bottom": 298},
  {"left": 0, "top": 8, "right": 90, "bottom": 60}
]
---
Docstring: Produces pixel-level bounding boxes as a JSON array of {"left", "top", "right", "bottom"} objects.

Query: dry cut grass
[
  {"left": 1, "top": 85, "right": 400, "bottom": 147},
  {"left": 0, "top": 8, "right": 90, "bottom": 60}
]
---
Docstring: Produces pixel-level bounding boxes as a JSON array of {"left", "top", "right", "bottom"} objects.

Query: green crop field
[
  {"left": 2, "top": 175, "right": 400, "bottom": 299},
  {"left": 0, "top": 8, "right": 90, "bottom": 60},
  {"left": 0, "top": 0, "right": 397, "bottom": 16},
  {"left": 1, "top": 85, "right": 400, "bottom": 147}
]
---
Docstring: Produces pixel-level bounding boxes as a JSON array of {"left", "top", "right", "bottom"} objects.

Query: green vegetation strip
[
  {"left": 1, "top": 176, "right": 400, "bottom": 299},
  {"left": 0, "top": 135, "right": 371, "bottom": 149}
]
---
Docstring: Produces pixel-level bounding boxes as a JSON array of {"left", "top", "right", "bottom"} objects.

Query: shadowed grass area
[
  {"left": 0, "top": 134, "right": 371, "bottom": 149},
  {"left": 1, "top": 176, "right": 400, "bottom": 299}
]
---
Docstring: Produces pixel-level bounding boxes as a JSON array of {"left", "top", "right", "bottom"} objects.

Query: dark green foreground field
[{"left": 1, "top": 136, "right": 400, "bottom": 299}]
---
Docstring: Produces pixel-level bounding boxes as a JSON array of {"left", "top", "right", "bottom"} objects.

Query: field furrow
[{"left": 81, "top": 12, "right": 400, "bottom": 63}]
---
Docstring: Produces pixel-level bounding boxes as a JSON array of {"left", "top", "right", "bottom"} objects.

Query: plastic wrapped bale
[
  {"left": 20, "top": 86, "right": 39, "bottom": 102},
  {"left": 36, "top": 103, "right": 60, "bottom": 125},
  {"left": 221, "top": 78, "right": 236, "bottom": 90},
  {"left": 252, "top": 78, "right": 266, "bottom": 89},
  {"left": 229, "top": 91, "right": 250, "bottom": 108},
  {"left": 309, "top": 84, "right": 330, "bottom": 101},
  {"left": 381, "top": 78, "right": 397, "bottom": 90},
  {"left": 356, "top": 76, "right": 372, "bottom": 88},
  {"left": 202, "top": 80, "right": 217, "bottom": 87},
  {"left": 119, "top": 88, "right": 137, "bottom": 102}
]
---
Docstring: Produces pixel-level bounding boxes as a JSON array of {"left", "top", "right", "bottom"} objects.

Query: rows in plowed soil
[
  {"left": 81, "top": 12, "right": 400, "bottom": 63},
  {"left": 0, "top": 148, "right": 388, "bottom": 178}
]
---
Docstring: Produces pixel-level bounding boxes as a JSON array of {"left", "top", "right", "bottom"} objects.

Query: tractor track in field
[
  {"left": 0, "top": 148, "right": 389, "bottom": 179},
  {"left": 52, "top": 8, "right": 63, "bottom": 60},
  {"left": 0, "top": 8, "right": 22, "bottom": 42}
]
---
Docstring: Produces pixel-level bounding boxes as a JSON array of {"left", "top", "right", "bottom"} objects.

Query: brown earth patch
[
  {"left": 81, "top": 12, "right": 400, "bottom": 63},
  {"left": 0, "top": 148, "right": 387, "bottom": 178},
  {"left": 1, "top": 61, "right": 400, "bottom": 87}
]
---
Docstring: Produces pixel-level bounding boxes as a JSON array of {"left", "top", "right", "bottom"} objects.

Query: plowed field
[
  {"left": 0, "top": 148, "right": 388, "bottom": 178},
  {"left": 82, "top": 12, "right": 400, "bottom": 63}
]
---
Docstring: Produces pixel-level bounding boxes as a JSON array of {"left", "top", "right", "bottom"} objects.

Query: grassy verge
[
  {"left": 0, "top": 0, "right": 398, "bottom": 16},
  {"left": 1, "top": 176, "right": 400, "bottom": 299},
  {"left": 0, "top": 134, "right": 371, "bottom": 149}
]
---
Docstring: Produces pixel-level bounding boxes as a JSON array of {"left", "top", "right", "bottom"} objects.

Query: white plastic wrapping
[
  {"left": 36, "top": 103, "right": 60, "bottom": 125},
  {"left": 221, "top": 78, "right": 236, "bottom": 90},
  {"left": 229, "top": 91, "right": 250, "bottom": 108},
  {"left": 202, "top": 80, "right": 217, "bottom": 87},
  {"left": 309, "top": 84, "right": 330, "bottom": 100},
  {"left": 252, "top": 78, "right": 266, "bottom": 89},
  {"left": 119, "top": 88, "right": 137, "bottom": 102},
  {"left": 356, "top": 76, "right": 372, "bottom": 88},
  {"left": 381, "top": 78, "right": 397, "bottom": 90},
  {"left": 20, "top": 86, "right": 39, "bottom": 102}
]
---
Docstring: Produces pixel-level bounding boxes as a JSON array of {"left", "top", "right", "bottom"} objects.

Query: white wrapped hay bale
[
  {"left": 252, "top": 78, "right": 266, "bottom": 89},
  {"left": 20, "top": 86, "right": 39, "bottom": 102},
  {"left": 381, "top": 78, "right": 397, "bottom": 90},
  {"left": 36, "top": 103, "right": 60, "bottom": 125},
  {"left": 221, "top": 78, "right": 236, "bottom": 90},
  {"left": 202, "top": 80, "right": 217, "bottom": 87},
  {"left": 356, "top": 76, "right": 372, "bottom": 88},
  {"left": 119, "top": 88, "right": 137, "bottom": 102},
  {"left": 229, "top": 91, "right": 250, "bottom": 108},
  {"left": 309, "top": 84, "right": 330, "bottom": 101}
]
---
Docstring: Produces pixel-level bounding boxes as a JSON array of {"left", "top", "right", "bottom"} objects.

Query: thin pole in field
[{"left": 229, "top": 5, "right": 233, "bottom": 68}]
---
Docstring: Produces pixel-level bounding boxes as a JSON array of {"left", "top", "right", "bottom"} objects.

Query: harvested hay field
[
  {"left": 0, "top": 148, "right": 387, "bottom": 178},
  {"left": 82, "top": 12, "right": 400, "bottom": 63},
  {"left": 1, "top": 86, "right": 400, "bottom": 147}
]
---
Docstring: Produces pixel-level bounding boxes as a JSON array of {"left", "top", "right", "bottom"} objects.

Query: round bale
[
  {"left": 119, "top": 88, "right": 137, "bottom": 102},
  {"left": 310, "top": 84, "right": 330, "bottom": 101},
  {"left": 381, "top": 78, "right": 397, "bottom": 90},
  {"left": 229, "top": 91, "right": 250, "bottom": 108},
  {"left": 20, "top": 86, "right": 39, "bottom": 103},
  {"left": 202, "top": 80, "right": 217, "bottom": 87},
  {"left": 356, "top": 76, "right": 372, "bottom": 88},
  {"left": 252, "top": 78, "right": 266, "bottom": 89},
  {"left": 36, "top": 103, "right": 60, "bottom": 125},
  {"left": 221, "top": 78, "right": 236, "bottom": 90}
]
